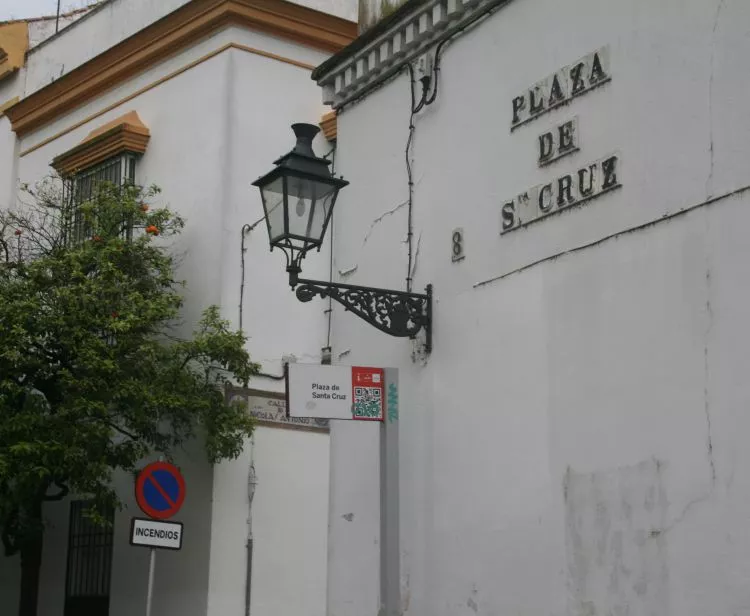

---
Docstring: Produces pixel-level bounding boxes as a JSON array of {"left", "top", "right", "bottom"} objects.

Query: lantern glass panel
[
  {"left": 259, "top": 176, "right": 286, "bottom": 242},
  {"left": 286, "top": 175, "right": 337, "bottom": 245}
]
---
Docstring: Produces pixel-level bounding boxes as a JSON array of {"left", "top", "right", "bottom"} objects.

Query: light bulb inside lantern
[{"left": 295, "top": 196, "right": 306, "bottom": 217}]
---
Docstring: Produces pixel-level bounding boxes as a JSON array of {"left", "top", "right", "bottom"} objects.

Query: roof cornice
[
  {"left": 312, "top": 0, "right": 512, "bottom": 110},
  {"left": 6, "top": 0, "right": 356, "bottom": 137}
]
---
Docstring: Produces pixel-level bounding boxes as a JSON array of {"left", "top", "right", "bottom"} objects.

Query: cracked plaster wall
[{"left": 325, "top": 0, "right": 750, "bottom": 615}]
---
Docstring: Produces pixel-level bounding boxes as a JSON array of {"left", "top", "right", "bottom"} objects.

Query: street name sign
[{"left": 226, "top": 386, "right": 330, "bottom": 431}]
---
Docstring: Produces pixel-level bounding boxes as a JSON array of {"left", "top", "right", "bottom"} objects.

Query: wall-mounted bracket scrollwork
[{"left": 293, "top": 278, "right": 432, "bottom": 353}]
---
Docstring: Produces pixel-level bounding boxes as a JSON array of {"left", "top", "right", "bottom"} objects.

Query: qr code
[{"left": 353, "top": 386, "right": 382, "bottom": 419}]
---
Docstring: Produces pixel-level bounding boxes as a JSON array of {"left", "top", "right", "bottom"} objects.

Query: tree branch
[
  {"left": 29, "top": 342, "right": 64, "bottom": 366},
  {"left": 180, "top": 353, "right": 195, "bottom": 372},
  {"left": 103, "top": 419, "right": 139, "bottom": 441},
  {"left": 0, "top": 228, "right": 10, "bottom": 264}
]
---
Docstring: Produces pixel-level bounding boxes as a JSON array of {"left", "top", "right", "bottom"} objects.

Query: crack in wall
[
  {"left": 337, "top": 175, "right": 425, "bottom": 280},
  {"left": 704, "top": 339, "right": 717, "bottom": 485},
  {"left": 363, "top": 199, "right": 409, "bottom": 247},
  {"left": 646, "top": 247, "right": 718, "bottom": 540},
  {"left": 361, "top": 174, "right": 424, "bottom": 248},
  {"left": 651, "top": 219, "right": 721, "bottom": 538},
  {"left": 651, "top": 489, "right": 713, "bottom": 538},
  {"left": 704, "top": 214, "right": 717, "bottom": 485}
]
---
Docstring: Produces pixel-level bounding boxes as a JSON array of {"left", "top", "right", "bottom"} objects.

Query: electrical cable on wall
[
  {"left": 335, "top": 2, "right": 501, "bottom": 114},
  {"left": 404, "top": 45, "right": 444, "bottom": 292},
  {"left": 239, "top": 218, "right": 264, "bottom": 333},
  {"left": 342, "top": 11, "right": 487, "bottom": 297},
  {"left": 245, "top": 435, "right": 257, "bottom": 616},
  {"left": 324, "top": 145, "right": 337, "bottom": 356},
  {"left": 405, "top": 66, "right": 418, "bottom": 292},
  {"left": 239, "top": 218, "right": 287, "bottom": 381}
]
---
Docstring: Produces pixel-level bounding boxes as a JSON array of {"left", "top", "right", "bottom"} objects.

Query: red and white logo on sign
[{"left": 351, "top": 367, "right": 385, "bottom": 421}]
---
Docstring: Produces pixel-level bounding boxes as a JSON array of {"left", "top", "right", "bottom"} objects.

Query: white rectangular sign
[
  {"left": 287, "top": 363, "right": 387, "bottom": 421},
  {"left": 287, "top": 364, "right": 352, "bottom": 419},
  {"left": 130, "top": 518, "right": 183, "bottom": 550}
]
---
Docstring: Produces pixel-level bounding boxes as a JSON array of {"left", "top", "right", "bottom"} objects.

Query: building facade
[
  {"left": 0, "top": 2, "right": 355, "bottom": 616},
  {"left": 310, "top": 0, "right": 750, "bottom": 615},
  {"left": 6, "top": 0, "right": 750, "bottom": 615}
]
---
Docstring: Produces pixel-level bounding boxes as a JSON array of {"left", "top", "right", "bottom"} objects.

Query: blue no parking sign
[{"left": 135, "top": 461, "right": 186, "bottom": 520}]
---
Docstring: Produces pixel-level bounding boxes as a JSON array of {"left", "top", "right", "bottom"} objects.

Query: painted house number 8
[{"left": 452, "top": 228, "right": 465, "bottom": 262}]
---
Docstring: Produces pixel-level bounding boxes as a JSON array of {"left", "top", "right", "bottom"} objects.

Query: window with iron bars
[
  {"left": 64, "top": 500, "right": 115, "bottom": 616},
  {"left": 63, "top": 153, "right": 138, "bottom": 245}
]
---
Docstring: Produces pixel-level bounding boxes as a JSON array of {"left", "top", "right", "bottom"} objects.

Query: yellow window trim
[
  {"left": 51, "top": 111, "right": 150, "bottom": 177},
  {"left": 0, "top": 96, "right": 20, "bottom": 117}
]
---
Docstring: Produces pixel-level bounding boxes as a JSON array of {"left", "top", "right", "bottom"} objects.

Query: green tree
[{"left": 0, "top": 178, "right": 258, "bottom": 616}]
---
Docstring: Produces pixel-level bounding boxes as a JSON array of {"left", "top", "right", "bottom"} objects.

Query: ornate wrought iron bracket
[{"left": 292, "top": 277, "right": 432, "bottom": 354}]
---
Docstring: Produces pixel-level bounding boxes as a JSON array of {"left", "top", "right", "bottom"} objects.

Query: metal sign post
[
  {"left": 380, "top": 368, "right": 400, "bottom": 616},
  {"left": 145, "top": 548, "right": 156, "bottom": 616},
  {"left": 132, "top": 461, "right": 187, "bottom": 616},
  {"left": 287, "top": 363, "right": 400, "bottom": 615}
]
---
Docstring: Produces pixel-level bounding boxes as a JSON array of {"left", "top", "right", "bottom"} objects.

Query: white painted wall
[
  {"left": 249, "top": 426, "right": 330, "bottom": 616},
  {"left": 218, "top": 31, "right": 332, "bottom": 376},
  {"left": 326, "top": 0, "right": 750, "bottom": 615},
  {"left": 27, "top": 9, "right": 97, "bottom": 49},
  {"left": 23, "top": 0, "right": 356, "bottom": 96},
  {"left": 206, "top": 30, "right": 335, "bottom": 616},
  {"left": 208, "top": 414, "right": 332, "bottom": 616},
  {"left": 0, "top": 80, "right": 21, "bottom": 212},
  {"left": 24, "top": 0, "right": 192, "bottom": 95},
  {"left": 0, "top": 17, "right": 335, "bottom": 616}
]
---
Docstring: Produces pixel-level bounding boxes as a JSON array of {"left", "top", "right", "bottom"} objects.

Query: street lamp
[{"left": 252, "top": 123, "right": 432, "bottom": 353}]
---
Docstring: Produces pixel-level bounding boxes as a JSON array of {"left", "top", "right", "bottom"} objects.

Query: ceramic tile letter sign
[
  {"left": 511, "top": 47, "right": 610, "bottom": 130},
  {"left": 501, "top": 152, "right": 621, "bottom": 233},
  {"left": 538, "top": 117, "right": 579, "bottom": 167}
]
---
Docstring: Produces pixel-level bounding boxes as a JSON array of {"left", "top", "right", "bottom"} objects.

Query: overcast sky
[{"left": 0, "top": 0, "right": 97, "bottom": 21}]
